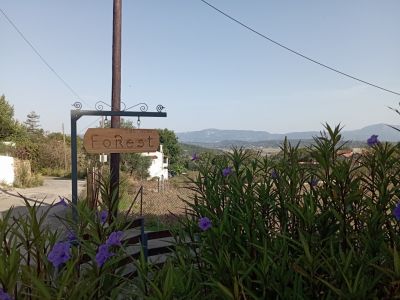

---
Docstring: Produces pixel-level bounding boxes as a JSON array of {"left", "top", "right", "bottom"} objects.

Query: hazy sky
[{"left": 1, "top": 0, "right": 399, "bottom": 135}]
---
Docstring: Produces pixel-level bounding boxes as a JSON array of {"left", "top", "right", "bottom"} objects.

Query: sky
[{"left": 1, "top": 0, "right": 400, "bottom": 135}]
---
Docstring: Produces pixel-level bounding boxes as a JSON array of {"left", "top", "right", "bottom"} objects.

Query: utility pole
[{"left": 110, "top": 0, "right": 122, "bottom": 218}]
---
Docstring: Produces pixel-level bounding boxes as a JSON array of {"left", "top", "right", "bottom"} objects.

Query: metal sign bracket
[{"left": 70, "top": 101, "right": 167, "bottom": 220}]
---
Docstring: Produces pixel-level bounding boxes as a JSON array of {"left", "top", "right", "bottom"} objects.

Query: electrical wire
[
  {"left": 199, "top": 0, "right": 400, "bottom": 97},
  {"left": 79, "top": 117, "right": 103, "bottom": 134},
  {"left": 0, "top": 7, "right": 89, "bottom": 105}
]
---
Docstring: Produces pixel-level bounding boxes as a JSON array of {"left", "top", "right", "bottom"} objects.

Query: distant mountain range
[{"left": 177, "top": 124, "right": 400, "bottom": 145}]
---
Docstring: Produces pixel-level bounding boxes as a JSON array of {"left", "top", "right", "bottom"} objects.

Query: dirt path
[{"left": 0, "top": 177, "right": 85, "bottom": 216}]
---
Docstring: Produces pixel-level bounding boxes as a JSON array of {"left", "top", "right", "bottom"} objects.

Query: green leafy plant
[
  {"left": 141, "top": 124, "right": 400, "bottom": 299},
  {"left": 2, "top": 124, "right": 400, "bottom": 299}
]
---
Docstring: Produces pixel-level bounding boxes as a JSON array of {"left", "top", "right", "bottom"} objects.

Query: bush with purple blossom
[{"left": 2, "top": 124, "right": 400, "bottom": 299}]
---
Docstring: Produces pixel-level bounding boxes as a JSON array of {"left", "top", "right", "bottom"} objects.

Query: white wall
[
  {"left": 146, "top": 152, "right": 169, "bottom": 180},
  {"left": 0, "top": 156, "right": 14, "bottom": 185},
  {"left": 142, "top": 145, "right": 169, "bottom": 180}
]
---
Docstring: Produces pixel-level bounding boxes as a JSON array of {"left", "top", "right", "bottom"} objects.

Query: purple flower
[
  {"left": 310, "top": 177, "right": 319, "bottom": 187},
  {"left": 367, "top": 135, "right": 379, "bottom": 146},
  {"left": 0, "top": 289, "right": 12, "bottom": 300},
  {"left": 66, "top": 230, "right": 77, "bottom": 243},
  {"left": 106, "top": 231, "right": 123, "bottom": 247},
  {"left": 271, "top": 170, "right": 279, "bottom": 179},
  {"left": 99, "top": 210, "right": 108, "bottom": 224},
  {"left": 222, "top": 167, "right": 232, "bottom": 177},
  {"left": 191, "top": 153, "right": 199, "bottom": 161},
  {"left": 55, "top": 197, "right": 68, "bottom": 207},
  {"left": 95, "top": 244, "right": 114, "bottom": 267},
  {"left": 393, "top": 203, "right": 400, "bottom": 221},
  {"left": 48, "top": 242, "right": 71, "bottom": 268},
  {"left": 198, "top": 217, "right": 212, "bottom": 231}
]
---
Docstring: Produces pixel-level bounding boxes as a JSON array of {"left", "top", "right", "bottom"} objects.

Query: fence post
[
  {"left": 87, "top": 167, "right": 92, "bottom": 207},
  {"left": 140, "top": 218, "right": 148, "bottom": 262},
  {"left": 140, "top": 186, "right": 143, "bottom": 216}
]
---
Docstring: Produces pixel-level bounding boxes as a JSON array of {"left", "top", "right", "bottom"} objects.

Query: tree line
[{"left": 0, "top": 94, "right": 186, "bottom": 179}]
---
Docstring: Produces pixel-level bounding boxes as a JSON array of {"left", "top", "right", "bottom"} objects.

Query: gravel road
[
  {"left": 0, "top": 177, "right": 172, "bottom": 264},
  {"left": 0, "top": 177, "right": 85, "bottom": 228}
]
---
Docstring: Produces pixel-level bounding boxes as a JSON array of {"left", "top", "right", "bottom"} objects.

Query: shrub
[
  {"left": 0, "top": 196, "right": 141, "bottom": 299},
  {"left": 40, "top": 167, "right": 69, "bottom": 177},
  {"left": 2, "top": 124, "right": 400, "bottom": 299},
  {"left": 14, "top": 160, "right": 43, "bottom": 188},
  {"left": 134, "top": 125, "right": 400, "bottom": 299}
]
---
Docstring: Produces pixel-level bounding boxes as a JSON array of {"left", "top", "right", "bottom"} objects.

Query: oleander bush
[
  {"left": 0, "top": 196, "right": 140, "bottom": 299},
  {"left": 134, "top": 124, "right": 400, "bottom": 299},
  {"left": 1, "top": 124, "right": 400, "bottom": 299}
]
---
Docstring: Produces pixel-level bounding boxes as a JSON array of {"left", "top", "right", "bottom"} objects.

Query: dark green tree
[
  {"left": 158, "top": 128, "right": 185, "bottom": 175},
  {"left": 0, "top": 95, "right": 19, "bottom": 141},
  {"left": 158, "top": 129, "right": 181, "bottom": 162},
  {"left": 121, "top": 153, "right": 151, "bottom": 179},
  {"left": 24, "top": 111, "right": 41, "bottom": 133},
  {"left": 103, "top": 118, "right": 135, "bottom": 129}
]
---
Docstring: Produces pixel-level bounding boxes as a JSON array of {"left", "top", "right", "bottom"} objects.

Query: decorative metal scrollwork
[
  {"left": 156, "top": 105, "right": 165, "bottom": 112},
  {"left": 74, "top": 101, "right": 165, "bottom": 113},
  {"left": 95, "top": 101, "right": 111, "bottom": 111},
  {"left": 72, "top": 102, "right": 82, "bottom": 110},
  {"left": 124, "top": 102, "right": 148, "bottom": 112}
]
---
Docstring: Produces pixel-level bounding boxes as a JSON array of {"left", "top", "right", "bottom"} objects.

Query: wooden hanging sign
[{"left": 83, "top": 128, "right": 159, "bottom": 154}]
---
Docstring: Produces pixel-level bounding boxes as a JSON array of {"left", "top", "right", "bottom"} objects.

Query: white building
[
  {"left": 142, "top": 145, "right": 169, "bottom": 180},
  {"left": 0, "top": 155, "right": 15, "bottom": 185}
]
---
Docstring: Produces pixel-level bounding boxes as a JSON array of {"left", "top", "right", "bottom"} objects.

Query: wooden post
[{"left": 110, "top": 0, "right": 122, "bottom": 219}]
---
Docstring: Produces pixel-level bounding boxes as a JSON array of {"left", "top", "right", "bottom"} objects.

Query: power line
[
  {"left": 0, "top": 8, "right": 89, "bottom": 105},
  {"left": 79, "top": 117, "right": 102, "bottom": 134},
  {"left": 199, "top": 0, "right": 400, "bottom": 97}
]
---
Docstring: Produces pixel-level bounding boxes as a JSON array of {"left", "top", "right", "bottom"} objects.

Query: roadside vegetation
[
  {"left": 0, "top": 94, "right": 192, "bottom": 188},
  {"left": 2, "top": 93, "right": 400, "bottom": 298},
  {"left": 0, "top": 123, "right": 399, "bottom": 298}
]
